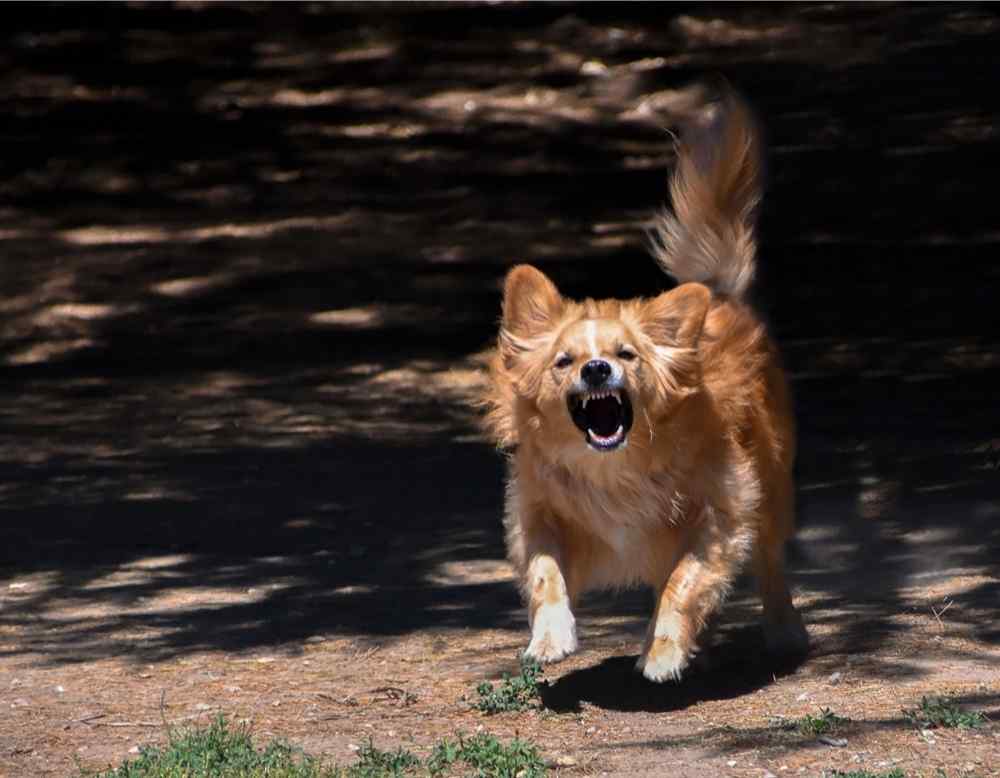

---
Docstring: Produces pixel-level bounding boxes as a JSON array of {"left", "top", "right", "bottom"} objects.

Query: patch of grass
[
  {"left": 794, "top": 707, "right": 849, "bottom": 737},
  {"left": 903, "top": 695, "right": 987, "bottom": 730},
  {"left": 83, "top": 716, "right": 545, "bottom": 778},
  {"left": 82, "top": 715, "right": 338, "bottom": 777},
  {"left": 474, "top": 659, "right": 543, "bottom": 714},
  {"left": 348, "top": 740, "right": 422, "bottom": 777},
  {"left": 825, "top": 770, "right": 905, "bottom": 778},
  {"left": 428, "top": 733, "right": 546, "bottom": 778}
]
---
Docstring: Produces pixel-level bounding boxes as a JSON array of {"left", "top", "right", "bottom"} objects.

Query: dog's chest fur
[{"left": 537, "top": 458, "right": 691, "bottom": 546}]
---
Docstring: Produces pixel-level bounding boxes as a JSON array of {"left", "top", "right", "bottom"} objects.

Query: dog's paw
[
  {"left": 636, "top": 637, "right": 690, "bottom": 683},
  {"left": 524, "top": 601, "right": 577, "bottom": 664},
  {"left": 763, "top": 610, "right": 809, "bottom": 656}
]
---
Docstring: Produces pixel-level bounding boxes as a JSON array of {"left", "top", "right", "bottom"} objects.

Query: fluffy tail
[{"left": 649, "top": 91, "right": 763, "bottom": 299}]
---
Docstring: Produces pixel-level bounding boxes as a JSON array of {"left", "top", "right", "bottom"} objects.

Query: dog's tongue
[{"left": 587, "top": 396, "right": 620, "bottom": 436}]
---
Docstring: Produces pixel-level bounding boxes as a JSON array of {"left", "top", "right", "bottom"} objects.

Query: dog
[{"left": 480, "top": 92, "right": 808, "bottom": 682}]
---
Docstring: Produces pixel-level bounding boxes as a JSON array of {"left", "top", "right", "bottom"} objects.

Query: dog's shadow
[{"left": 540, "top": 626, "right": 806, "bottom": 713}]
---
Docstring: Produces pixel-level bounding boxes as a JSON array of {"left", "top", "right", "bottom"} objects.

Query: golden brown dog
[{"left": 481, "top": 93, "right": 808, "bottom": 682}]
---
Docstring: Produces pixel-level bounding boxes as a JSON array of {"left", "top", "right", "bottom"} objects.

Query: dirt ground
[{"left": 1, "top": 3, "right": 998, "bottom": 777}]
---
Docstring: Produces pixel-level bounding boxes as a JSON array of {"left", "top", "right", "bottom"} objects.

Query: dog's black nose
[{"left": 581, "top": 359, "right": 612, "bottom": 387}]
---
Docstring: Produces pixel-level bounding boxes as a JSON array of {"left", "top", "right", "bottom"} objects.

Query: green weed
[
  {"left": 428, "top": 733, "right": 546, "bottom": 778},
  {"left": 794, "top": 707, "right": 849, "bottom": 737},
  {"left": 474, "top": 659, "right": 543, "bottom": 714},
  {"left": 83, "top": 715, "right": 545, "bottom": 778},
  {"left": 903, "top": 695, "right": 986, "bottom": 730},
  {"left": 347, "top": 739, "right": 422, "bottom": 777},
  {"left": 82, "top": 715, "right": 337, "bottom": 777}
]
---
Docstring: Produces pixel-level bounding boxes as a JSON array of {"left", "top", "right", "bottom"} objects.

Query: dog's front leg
[
  {"left": 637, "top": 509, "right": 752, "bottom": 682},
  {"left": 520, "top": 521, "right": 578, "bottom": 664}
]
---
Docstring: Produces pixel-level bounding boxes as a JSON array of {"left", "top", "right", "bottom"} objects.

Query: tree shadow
[{"left": 0, "top": 2, "right": 997, "bottom": 686}]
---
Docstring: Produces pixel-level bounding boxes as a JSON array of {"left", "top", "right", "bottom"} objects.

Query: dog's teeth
[
  {"left": 612, "top": 390, "right": 620, "bottom": 403},
  {"left": 587, "top": 424, "right": 625, "bottom": 445},
  {"left": 582, "top": 396, "right": 589, "bottom": 409}
]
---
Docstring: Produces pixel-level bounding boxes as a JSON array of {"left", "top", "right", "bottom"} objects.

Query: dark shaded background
[{"left": 0, "top": 2, "right": 997, "bottom": 672}]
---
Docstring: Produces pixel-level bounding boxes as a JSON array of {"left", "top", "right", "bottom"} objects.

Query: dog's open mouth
[{"left": 568, "top": 388, "right": 634, "bottom": 452}]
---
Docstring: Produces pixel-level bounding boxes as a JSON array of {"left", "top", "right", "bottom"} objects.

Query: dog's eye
[
  {"left": 618, "top": 348, "right": 637, "bottom": 361},
  {"left": 554, "top": 354, "right": 573, "bottom": 369}
]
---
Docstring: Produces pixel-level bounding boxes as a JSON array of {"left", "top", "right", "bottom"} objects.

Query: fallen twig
[
  {"left": 369, "top": 686, "right": 417, "bottom": 705},
  {"left": 72, "top": 713, "right": 107, "bottom": 726},
  {"left": 931, "top": 598, "right": 954, "bottom": 629},
  {"left": 100, "top": 711, "right": 217, "bottom": 729},
  {"left": 311, "top": 691, "right": 359, "bottom": 706}
]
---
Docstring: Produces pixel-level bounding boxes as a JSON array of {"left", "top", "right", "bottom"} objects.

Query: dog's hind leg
[
  {"left": 753, "top": 537, "right": 808, "bottom": 656},
  {"left": 753, "top": 466, "right": 809, "bottom": 656}
]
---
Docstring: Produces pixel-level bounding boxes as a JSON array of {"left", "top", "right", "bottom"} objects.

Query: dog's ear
[
  {"left": 501, "top": 265, "right": 563, "bottom": 339},
  {"left": 641, "top": 283, "right": 711, "bottom": 348}
]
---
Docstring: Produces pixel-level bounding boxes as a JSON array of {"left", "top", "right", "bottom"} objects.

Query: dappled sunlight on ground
[{"left": 0, "top": 3, "right": 998, "bottom": 776}]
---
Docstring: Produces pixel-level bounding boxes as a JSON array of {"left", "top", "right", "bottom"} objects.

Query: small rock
[
  {"left": 581, "top": 60, "right": 609, "bottom": 76},
  {"left": 763, "top": 771, "right": 777, "bottom": 778},
  {"left": 225, "top": 685, "right": 242, "bottom": 693},
  {"left": 550, "top": 755, "right": 578, "bottom": 767},
  {"left": 194, "top": 703, "right": 212, "bottom": 711},
  {"left": 8, "top": 582, "right": 28, "bottom": 590},
  {"left": 727, "top": 760, "right": 737, "bottom": 767},
  {"left": 818, "top": 736, "right": 847, "bottom": 747},
  {"left": 827, "top": 671, "right": 842, "bottom": 685},
  {"left": 796, "top": 692, "right": 810, "bottom": 701},
  {"left": 54, "top": 686, "right": 65, "bottom": 693},
  {"left": 128, "top": 746, "right": 140, "bottom": 754},
  {"left": 348, "top": 743, "right": 360, "bottom": 752}
]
